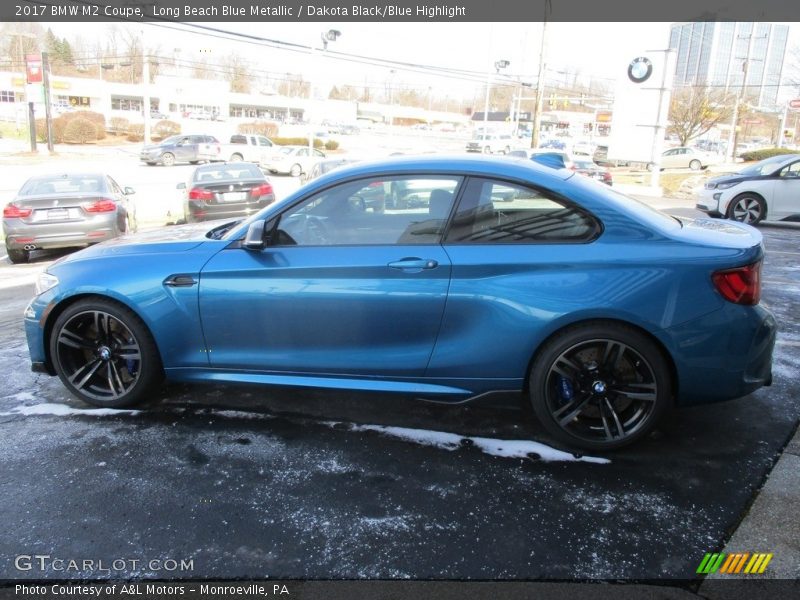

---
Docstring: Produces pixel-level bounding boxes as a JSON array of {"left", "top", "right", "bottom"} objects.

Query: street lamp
[
  {"left": 482, "top": 59, "right": 510, "bottom": 136},
  {"left": 308, "top": 29, "right": 341, "bottom": 153}
]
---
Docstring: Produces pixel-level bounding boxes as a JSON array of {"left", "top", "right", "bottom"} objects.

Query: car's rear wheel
[
  {"left": 6, "top": 245, "right": 30, "bottom": 264},
  {"left": 50, "top": 298, "right": 163, "bottom": 408},
  {"left": 529, "top": 322, "right": 672, "bottom": 451},
  {"left": 689, "top": 159, "right": 702, "bottom": 170},
  {"left": 289, "top": 163, "right": 302, "bottom": 177},
  {"left": 160, "top": 152, "right": 175, "bottom": 167},
  {"left": 727, "top": 193, "right": 766, "bottom": 225}
]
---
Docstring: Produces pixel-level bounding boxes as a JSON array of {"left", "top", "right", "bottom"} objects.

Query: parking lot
[{"left": 0, "top": 146, "right": 799, "bottom": 581}]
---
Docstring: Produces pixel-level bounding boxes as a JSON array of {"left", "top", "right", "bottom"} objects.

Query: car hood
[
  {"left": 51, "top": 222, "right": 223, "bottom": 265},
  {"left": 705, "top": 172, "right": 749, "bottom": 185}
]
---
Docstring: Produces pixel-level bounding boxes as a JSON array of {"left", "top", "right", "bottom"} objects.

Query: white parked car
[
  {"left": 650, "top": 146, "right": 720, "bottom": 171},
  {"left": 262, "top": 146, "right": 326, "bottom": 177},
  {"left": 696, "top": 153, "right": 800, "bottom": 224}
]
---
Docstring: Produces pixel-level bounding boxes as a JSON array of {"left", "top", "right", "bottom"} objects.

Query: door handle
[{"left": 388, "top": 258, "right": 438, "bottom": 270}]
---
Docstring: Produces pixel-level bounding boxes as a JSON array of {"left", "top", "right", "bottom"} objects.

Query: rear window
[
  {"left": 19, "top": 175, "right": 107, "bottom": 196},
  {"left": 193, "top": 164, "right": 264, "bottom": 182}
]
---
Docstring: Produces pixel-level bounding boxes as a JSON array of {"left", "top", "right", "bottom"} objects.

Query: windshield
[{"left": 739, "top": 155, "right": 797, "bottom": 177}]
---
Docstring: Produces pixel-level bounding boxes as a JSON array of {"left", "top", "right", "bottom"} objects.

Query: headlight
[
  {"left": 715, "top": 181, "right": 739, "bottom": 190},
  {"left": 34, "top": 272, "right": 59, "bottom": 296}
]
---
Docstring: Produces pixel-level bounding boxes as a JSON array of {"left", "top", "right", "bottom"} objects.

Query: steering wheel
[{"left": 302, "top": 215, "right": 330, "bottom": 245}]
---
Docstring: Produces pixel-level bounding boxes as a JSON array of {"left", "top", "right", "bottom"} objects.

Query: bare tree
[
  {"left": 668, "top": 86, "right": 735, "bottom": 146},
  {"left": 222, "top": 52, "right": 251, "bottom": 93}
]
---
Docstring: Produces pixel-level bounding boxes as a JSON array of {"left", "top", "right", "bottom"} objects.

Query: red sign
[
  {"left": 25, "top": 54, "right": 42, "bottom": 84},
  {"left": 789, "top": 98, "right": 800, "bottom": 109}
]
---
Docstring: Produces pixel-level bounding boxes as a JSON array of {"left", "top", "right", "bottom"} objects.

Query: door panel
[{"left": 198, "top": 245, "right": 451, "bottom": 375}]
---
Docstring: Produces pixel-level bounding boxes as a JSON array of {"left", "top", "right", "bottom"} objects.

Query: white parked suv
[{"left": 466, "top": 133, "right": 514, "bottom": 154}]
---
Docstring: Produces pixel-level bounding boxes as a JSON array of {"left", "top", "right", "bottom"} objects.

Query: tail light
[
  {"left": 3, "top": 204, "right": 33, "bottom": 218},
  {"left": 251, "top": 183, "right": 274, "bottom": 197},
  {"left": 83, "top": 199, "right": 117, "bottom": 213},
  {"left": 188, "top": 188, "right": 214, "bottom": 200},
  {"left": 712, "top": 261, "right": 761, "bottom": 305}
]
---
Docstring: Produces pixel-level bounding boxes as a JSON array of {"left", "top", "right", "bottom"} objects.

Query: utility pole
[
  {"left": 41, "top": 52, "right": 54, "bottom": 152},
  {"left": 726, "top": 27, "right": 763, "bottom": 162},
  {"left": 142, "top": 29, "right": 152, "bottom": 145},
  {"left": 531, "top": 1, "right": 551, "bottom": 148}
]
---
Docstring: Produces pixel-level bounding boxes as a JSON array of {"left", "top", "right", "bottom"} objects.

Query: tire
[
  {"left": 528, "top": 322, "right": 672, "bottom": 451},
  {"left": 49, "top": 298, "right": 163, "bottom": 408},
  {"left": 483, "top": 146, "right": 492, "bottom": 154},
  {"left": 289, "top": 163, "right": 302, "bottom": 177},
  {"left": 390, "top": 186, "right": 407, "bottom": 209},
  {"left": 160, "top": 152, "right": 175, "bottom": 167},
  {"left": 189, "top": 160, "right": 200, "bottom": 165},
  {"left": 229, "top": 153, "right": 243, "bottom": 162},
  {"left": 6, "top": 246, "right": 30, "bottom": 264},
  {"left": 145, "top": 162, "right": 156, "bottom": 166},
  {"left": 727, "top": 193, "right": 766, "bottom": 225},
  {"left": 689, "top": 159, "right": 702, "bottom": 170},
  {"left": 503, "top": 146, "right": 511, "bottom": 154},
  {"left": 645, "top": 163, "right": 655, "bottom": 172}
]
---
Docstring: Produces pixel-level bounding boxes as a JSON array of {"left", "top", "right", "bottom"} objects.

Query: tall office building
[{"left": 668, "top": 22, "right": 789, "bottom": 109}]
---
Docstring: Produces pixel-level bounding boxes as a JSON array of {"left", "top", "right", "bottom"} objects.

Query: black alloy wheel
[
  {"left": 529, "top": 323, "right": 671, "bottom": 451},
  {"left": 50, "top": 299, "right": 163, "bottom": 408}
]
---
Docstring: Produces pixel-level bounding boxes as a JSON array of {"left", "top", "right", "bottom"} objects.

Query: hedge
[
  {"left": 63, "top": 117, "right": 98, "bottom": 144},
  {"left": 236, "top": 121, "right": 279, "bottom": 138},
  {"left": 272, "top": 136, "right": 328, "bottom": 149},
  {"left": 739, "top": 147, "right": 800, "bottom": 162},
  {"left": 152, "top": 120, "right": 181, "bottom": 140},
  {"left": 34, "top": 110, "right": 107, "bottom": 144}
]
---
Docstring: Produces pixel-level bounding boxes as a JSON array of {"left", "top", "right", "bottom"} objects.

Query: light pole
[
  {"left": 308, "top": 29, "right": 341, "bottom": 153},
  {"left": 482, "top": 59, "right": 510, "bottom": 135}
]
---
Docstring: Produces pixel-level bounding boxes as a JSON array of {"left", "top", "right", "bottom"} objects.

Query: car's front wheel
[
  {"left": 160, "top": 152, "right": 176, "bottom": 167},
  {"left": 289, "top": 163, "right": 302, "bottom": 177},
  {"left": 50, "top": 298, "right": 163, "bottom": 408},
  {"left": 727, "top": 193, "right": 766, "bottom": 225},
  {"left": 529, "top": 322, "right": 672, "bottom": 451},
  {"left": 689, "top": 159, "right": 702, "bottom": 170}
]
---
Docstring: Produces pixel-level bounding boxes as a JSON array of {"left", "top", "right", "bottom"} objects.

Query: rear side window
[{"left": 444, "top": 178, "right": 599, "bottom": 244}]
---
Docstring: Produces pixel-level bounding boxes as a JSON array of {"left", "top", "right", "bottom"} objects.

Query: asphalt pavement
[{"left": 0, "top": 143, "right": 797, "bottom": 596}]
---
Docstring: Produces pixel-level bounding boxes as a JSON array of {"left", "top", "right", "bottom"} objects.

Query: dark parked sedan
[
  {"left": 25, "top": 156, "right": 775, "bottom": 451},
  {"left": 573, "top": 158, "right": 613, "bottom": 185},
  {"left": 3, "top": 172, "right": 136, "bottom": 264},
  {"left": 177, "top": 162, "right": 276, "bottom": 223}
]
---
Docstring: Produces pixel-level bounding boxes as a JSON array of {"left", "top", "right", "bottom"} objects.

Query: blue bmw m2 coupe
[{"left": 24, "top": 155, "right": 776, "bottom": 450}]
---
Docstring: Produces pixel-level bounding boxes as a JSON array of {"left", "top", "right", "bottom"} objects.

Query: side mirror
[
  {"left": 124, "top": 186, "right": 136, "bottom": 195},
  {"left": 244, "top": 217, "right": 279, "bottom": 250},
  {"left": 244, "top": 221, "right": 266, "bottom": 250},
  {"left": 176, "top": 182, "right": 186, "bottom": 189}
]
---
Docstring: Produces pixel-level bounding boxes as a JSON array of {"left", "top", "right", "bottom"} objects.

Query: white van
[{"left": 466, "top": 133, "right": 514, "bottom": 154}]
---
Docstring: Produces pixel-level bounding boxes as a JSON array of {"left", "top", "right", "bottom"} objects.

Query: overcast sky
[{"left": 45, "top": 21, "right": 799, "bottom": 101}]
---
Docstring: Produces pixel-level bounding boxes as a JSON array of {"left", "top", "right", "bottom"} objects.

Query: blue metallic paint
[{"left": 25, "top": 155, "right": 776, "bottom": 407}]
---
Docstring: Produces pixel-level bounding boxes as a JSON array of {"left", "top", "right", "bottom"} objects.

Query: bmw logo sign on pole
[{"left": 627, "top": 57, "right": 653, "bottom": 84}]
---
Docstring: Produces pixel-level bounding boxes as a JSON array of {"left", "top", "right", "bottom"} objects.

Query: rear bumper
[
  {"left": 4, "top": 222, "right": 117, "bottom": 251},
  {"left": 186, "top": 196, "right": 274, "bottom": 222},
  {"left": 662, "top": 303, "right": 776, "bottom": 406}
]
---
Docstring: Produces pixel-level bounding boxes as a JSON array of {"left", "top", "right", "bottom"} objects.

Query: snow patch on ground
[
  {"left": 331, "top": 422, "right": 610, "bottom": 464},
  {"left": 0, "top": 402, "right": 140, "bottom": 417}
]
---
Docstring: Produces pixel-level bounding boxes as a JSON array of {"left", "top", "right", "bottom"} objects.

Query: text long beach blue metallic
[{"left": 24, "top": 155, "right": 776, "bottom": 450}]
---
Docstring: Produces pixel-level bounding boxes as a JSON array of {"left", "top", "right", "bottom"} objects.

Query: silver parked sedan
[{"left": 2, "top": 173, "right": 136, "bottom": 264}]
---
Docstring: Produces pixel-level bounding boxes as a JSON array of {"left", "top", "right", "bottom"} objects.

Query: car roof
[{"left": 304, "top": 154, "right": 575, "bottom": 188}]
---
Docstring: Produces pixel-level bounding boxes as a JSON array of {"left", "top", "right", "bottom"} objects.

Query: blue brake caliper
[{"left": 558, "top": 376, "right": 574, "bottom": 404}]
